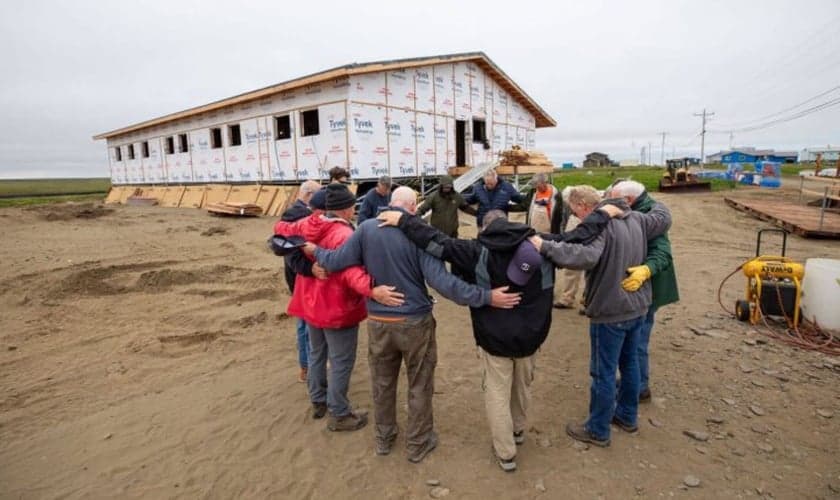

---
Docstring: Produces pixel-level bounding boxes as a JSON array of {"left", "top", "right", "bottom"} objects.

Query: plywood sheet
[
  {"left": 254, "top": 186, "right": 279, "bottom": 214},
  {"left": 160, "top": 186, "right": 186, "bottom": 208},
  {"left": 104, "top": 186, "right": 124, "bottom": 204},
  {"left": 201, "top": 184, "right": 231, "bottom": 207},
  {"left": 118, "top": 186, "right": 138, "bottom": 204},
  {"left": 266, "top": 186, "right": 290, "bottom": 217},
  {"left": 141, "top": 186, "right": 163, "bottom": 200},
  {"left": 227, "top": 185, "right": 260, "bottom": 205},
  {"left": 271, "top": 186, "right": 299, "bottom": 216},
  {"left": 179, "top": 186, "right": 205, "bottom": 209}
]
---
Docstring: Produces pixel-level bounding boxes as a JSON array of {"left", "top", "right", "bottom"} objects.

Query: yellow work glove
[{"left": 621, "top": 265, "right": 651, "bottom": 292}]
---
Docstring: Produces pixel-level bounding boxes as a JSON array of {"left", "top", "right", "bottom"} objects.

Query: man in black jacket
[
  {"left": 280, "top": 180, "right": 322, "bottom": 383},
  {"left": 376, "top": 205, "right": 616, "bottom": 472}
]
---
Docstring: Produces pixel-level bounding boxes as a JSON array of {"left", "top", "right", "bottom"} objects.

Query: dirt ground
[{"left": 1, "top": 186, "right": 839, "bottom": 500}]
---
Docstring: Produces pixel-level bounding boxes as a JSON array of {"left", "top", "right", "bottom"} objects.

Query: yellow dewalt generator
[{"left": 735, "top": 229, "right": 804, "bottom": 328}]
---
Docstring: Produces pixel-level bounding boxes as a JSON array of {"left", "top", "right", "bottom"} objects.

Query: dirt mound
[
  {"left": 227, "top": 311, "right": 268, "bottom": 329},
  {"left": 135, "top": 269, "right": 202, "bottom": 290},
  {"left": 201, "top": 226, "right": 228, "bottom": 236},
  {"left": 33, "top": 203, "right": 114, "bottom": 221},
  {"left": 54, "top": 266, "right": 127, "bottom": 296}
]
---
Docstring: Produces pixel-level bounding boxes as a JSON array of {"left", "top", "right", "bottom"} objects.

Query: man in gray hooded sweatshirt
[{"left": 529, "top": 185, "right": 671, "bottom": 447}]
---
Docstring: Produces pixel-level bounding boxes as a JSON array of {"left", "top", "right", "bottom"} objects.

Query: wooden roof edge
[{"left": 93, "top": 52, "right": 554, "bottom": 141}]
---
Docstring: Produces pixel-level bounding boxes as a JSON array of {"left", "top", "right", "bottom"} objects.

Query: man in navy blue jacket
[
  {"left": 280, "top": 180, "right": 322, "bottom": 383},
  {"left": 309, "top": 186, "right": 521, "bottom": 464},
  {"left": 463, "top": 169, "right": 525, "bottom": 228}
]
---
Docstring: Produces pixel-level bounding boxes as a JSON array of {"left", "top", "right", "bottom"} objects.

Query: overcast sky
[{"left": 1, "top": 0, "right": 838, "bottom": 178}]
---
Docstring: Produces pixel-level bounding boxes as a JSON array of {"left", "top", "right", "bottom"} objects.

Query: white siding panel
[
  {"left": 453, "top": 62, "right": 470, "bottom": 120},
  {"left": 387, "top": 107, "right": 416, "bottom": 177},
  {"left": 348, "top": 102, "right": 388, "bottom": 179},
  {"left": 433, "top": 65, "right": 454, "bottom": 117},
  {"left": 415, "top": 112, "right": 436, "bottom": 176},
  {"left": 350, "top": 73, "right": 387, "bottom": 106},
  {"left": 434, "top": 115, "right": 448, "bottom": 175},
  {"left": 468, "top": 63, "right": 486, "bottom": 118},
  {"left": 295, "top": 102, "right": 347, "bottom": 180},
  {"left": 387, "top": 69, "right": 414, "bottom": 110},
  {"left": 414, "top": 66, "right": 435, "bottom": 114}
]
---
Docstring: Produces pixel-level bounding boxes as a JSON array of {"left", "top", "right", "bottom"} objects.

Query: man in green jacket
[
  {"left": 416, "top": 175, "right": 476, "bottom": 237},
  {"left": 609, "top": 180, "right": 679, "bottom": 402}
]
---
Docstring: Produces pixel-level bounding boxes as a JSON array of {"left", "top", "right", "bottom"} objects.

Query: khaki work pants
[
  {"left": 367, "top": 314, "right": 437, "bottom": 457},
  {"left": 481, "top": 347, "right": 536, "bottom": 460},
  {"left": 556, "top": 214, "right": 584, "bottom": 307}
]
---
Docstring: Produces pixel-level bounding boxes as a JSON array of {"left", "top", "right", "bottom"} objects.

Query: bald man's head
[{"left": 389, "top": 186, "right": 417, "bottom": 214}]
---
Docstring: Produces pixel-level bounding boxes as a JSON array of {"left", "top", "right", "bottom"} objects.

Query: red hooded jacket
[{"left": 273, "top": 214, "right": 371, "bottom": 329}]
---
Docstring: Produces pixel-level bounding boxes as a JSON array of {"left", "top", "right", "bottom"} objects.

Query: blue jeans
[
  {"left": 585, "top": 316, "right": 644, "bottom": 440},
  {"left": 638, "top": 307, "right": 657, "bottom": 394},
  {"left": 307, "top": 325, "right": 359, "bottom": 417},
  {"left": 296, "top": 318, "right": 309, "bottom": 369}
]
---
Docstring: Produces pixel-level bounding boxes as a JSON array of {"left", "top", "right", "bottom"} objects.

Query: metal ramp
[{"left": 453, "top": 161, "right": 498, "bottom": 193}]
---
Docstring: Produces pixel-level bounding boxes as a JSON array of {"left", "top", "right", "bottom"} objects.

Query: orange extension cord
[{"left": 717, "top": 266, "right": 840, "bottom": 356}]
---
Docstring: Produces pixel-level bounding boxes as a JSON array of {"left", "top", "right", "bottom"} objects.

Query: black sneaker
[
  {"left": 611, "top": 416, "right": 639, "bottom": 434},
  {"left": 312, "top": 402, "right": 327, "bottom": 420},
  {"left": 407, "top": 432, "right": 438, "bottom": 463},
  {"left": 565, "top": 421, "right": 610, "bottom": 447},
  {"left": 513, "top": 430, "right": 525, "bottom": 445},
  {"left": 639, "top": 388, "right": 652, "bottom": 403}
]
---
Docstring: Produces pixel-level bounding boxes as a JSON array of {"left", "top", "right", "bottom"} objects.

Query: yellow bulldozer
[{"left": 659, "top": 158, "right": 712, "bottom": 193}]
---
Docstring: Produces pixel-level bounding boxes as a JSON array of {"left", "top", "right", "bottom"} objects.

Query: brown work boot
[
  {"left": 327, "top": 410, "right": 368, "bottom": 432},
  {"left": 407, "top": 432, "right": 438, "bottom": 463},
  {"left": 311, "top": 402, "right": 327, "bottom": 420},
  {"left": 565, "top": 421, "right": 610, "bottom": 447},
  {"left": 375, "top": 431, "right": 399, "bottom": 456}
]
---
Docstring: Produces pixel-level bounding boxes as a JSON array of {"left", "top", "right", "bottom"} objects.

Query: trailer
[{"left": 94, "top": 52, "right": 555, "bottom": 190}]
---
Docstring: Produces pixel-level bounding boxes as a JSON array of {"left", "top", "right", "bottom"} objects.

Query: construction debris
[{"left": 205, "top": 202, "right": 263, "bottom": 217}]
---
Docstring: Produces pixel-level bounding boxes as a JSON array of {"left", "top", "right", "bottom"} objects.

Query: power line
[
  {"left": 714, "top": 83, "right": 840, "bottom": 129},
  {"left": 711, "top": 96, "right": 840, "bottom": 134}
]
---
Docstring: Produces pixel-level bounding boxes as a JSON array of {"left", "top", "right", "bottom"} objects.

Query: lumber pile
[
  {"left": 205, "top": 201, "right": 263, "bottom": 217},
  {"left": 498, "top": 146, "right": 554, "bottom": 167}
]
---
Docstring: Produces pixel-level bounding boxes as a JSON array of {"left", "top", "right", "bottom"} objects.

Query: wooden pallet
[{"left": 724, "top": 197, "right": 840, "bottom": 239}]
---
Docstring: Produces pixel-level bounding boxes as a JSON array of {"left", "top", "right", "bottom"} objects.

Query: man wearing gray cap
[{"left": 357, "top": 175, "right": 392, "bottom": 224}]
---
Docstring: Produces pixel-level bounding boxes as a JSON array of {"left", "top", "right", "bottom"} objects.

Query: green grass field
[
  {"left": 550, "top": 166, "right": 736, "bottom": 192},
  {"left": 0, "top": 178, "right": 111, "bottom": 207}
]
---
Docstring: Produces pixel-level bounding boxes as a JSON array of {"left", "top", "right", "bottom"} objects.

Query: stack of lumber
[
  {"left": 498, "top": 146, "right": 554, "bottom": 167},
  {"left": 205, "top": 201, "right": 263, "bottom": 217}
]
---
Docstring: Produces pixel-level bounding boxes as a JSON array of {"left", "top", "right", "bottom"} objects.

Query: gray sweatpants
[{"left": 307, "top": 324, "right": 359, "bottom": 417}]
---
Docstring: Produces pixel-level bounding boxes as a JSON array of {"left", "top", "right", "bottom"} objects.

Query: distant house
[
  {"left": 583, "top": 152, "right": 614, "bottom": 168},
  {"left": 799, "top": 147, "right": 840, "bottom": 163},
  {"left": 714, "top": 148, "right": 798, "bottom": 164}
]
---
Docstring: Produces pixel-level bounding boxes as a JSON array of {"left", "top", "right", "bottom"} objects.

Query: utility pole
[
  {"left": 729, "top": 131, "right": 734, "bottom": 149},
  {"left": 694, "top": 108, "right": 714, "bottom": 165},
  {"left": 659, "top": 132, "right": 668, "bottom": 166},
  {"left": 648, "top": 142, "right": 653, "bottom": 165}
]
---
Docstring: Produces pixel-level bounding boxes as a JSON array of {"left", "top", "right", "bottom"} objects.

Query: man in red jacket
[{"left": 274, "top": 183, "right": 404, "bottom": 432}]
